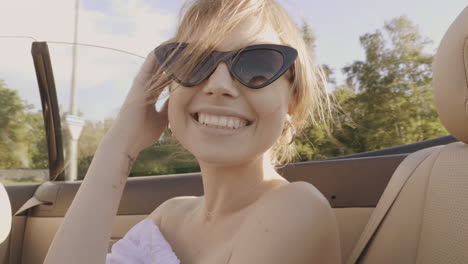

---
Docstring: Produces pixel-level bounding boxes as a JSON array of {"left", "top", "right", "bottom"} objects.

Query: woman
[{"left": 44, "top": 0, "right": 341, "bottom": 263}]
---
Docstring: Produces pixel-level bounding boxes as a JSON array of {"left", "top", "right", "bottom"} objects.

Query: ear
[
  {"left": 287, "top": 87, "right": 297, "bottom": 115},
  {"left": 168, "top": 82, "right": 175, "bottom": 93}
]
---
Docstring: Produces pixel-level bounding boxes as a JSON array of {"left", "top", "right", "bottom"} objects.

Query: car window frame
[{"left": 31, "top": 41, "right": 65, "bottom": 181}]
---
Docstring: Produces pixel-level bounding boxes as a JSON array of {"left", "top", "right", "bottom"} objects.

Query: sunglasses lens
[
  {"left": 184, "top": 55, "right": 216, "bottom": 84},
  {"left": 158, "top": 46, "right": 184, "bottom": 67},
  {"left": 233, "top": 49, "right": 284, "bottom": 88},
  {"left": 159, "top": 46, "right": 214, "bottom": 85},
  {"left": 156, "top": 43, "right": 292, "bottom": 88}
]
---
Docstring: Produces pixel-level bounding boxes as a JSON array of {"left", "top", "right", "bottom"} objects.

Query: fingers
[
  {"left": 138, "top": 38, "right": 175, "bottom": 76},
  {"left": 144, "top": 80, "right": 172, "bottom": 105},
  {"left": 152, "top": 98, "right": 169, "bottom": 132},
  {"left": 129, "top": 39, "right": 175, "bottom": 101},
  {"left": 133, "top": 51, "right": 158, "bottom": 86},
  {"left": 140, "top": 50, "right": 158, "bottom": 75}
]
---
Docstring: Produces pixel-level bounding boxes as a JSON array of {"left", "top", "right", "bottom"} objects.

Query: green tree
[
  {"left": 75, "top": 119, "right": 200, "bottom": 179},
  {"left": 293, "top": 20, "right": 347, "bottom": 161},
  {"left": 339, "top": 16, "right": 447, "bottom": 153},
  {"left": 131, "top": 131, "right": 199, "bottom": 176},
  {"left": 294, "top": 16, "right": 448, "bottom": 160},
  {"left": 0, "top": 80, "right": 30, "bottom": 168},
  {"left": 294, "top": 85, "right": 355, "bottom": 160},
  {"left": 0, "top": 80, "right": 48, "bottom": 169},
  {"left": 301, "top": 18, "right": 316, "bottom": 52},
  {"left": 25, "top": 111, "right": 48, "bottom": 168},
  {"left": 76, "top": 118, "right": 113, "bottom": 179}
]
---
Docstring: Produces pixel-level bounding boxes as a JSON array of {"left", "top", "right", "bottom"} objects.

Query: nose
[{"left": 201, "top": 62, "right": 240, "bottom": 98}]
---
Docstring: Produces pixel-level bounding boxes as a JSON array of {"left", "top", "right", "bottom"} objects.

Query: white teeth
[
  {"left": 200, "top": 114, "right": 206, "bottom": 124},
  {"left": 212, "top": 116, "right": 220, "bottom": 125},
  {"left": 220, "top": 118, "right": 227, "bottom": 127},
  {"left": 227, "top": 119, "right": 234, "bottom": 128},
  {"left": 196, "top": 113, "right": 248, "bottom": 129}
]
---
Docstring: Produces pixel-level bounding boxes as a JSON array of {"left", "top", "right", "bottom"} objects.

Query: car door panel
[{"left": 4, "top": 153, "right": 404, "bottom": 264}]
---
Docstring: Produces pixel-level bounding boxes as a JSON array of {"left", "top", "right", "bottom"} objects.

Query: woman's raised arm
[{"left": 44, "top": 48, "right": 170, "bottom": 264}]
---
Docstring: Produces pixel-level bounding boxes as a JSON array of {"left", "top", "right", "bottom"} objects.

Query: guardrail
[{"left": 0, "top": 169, "right": 49, "bottom": 182}]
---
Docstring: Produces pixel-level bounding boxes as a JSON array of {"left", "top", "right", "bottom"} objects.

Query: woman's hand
[{"left": 110, "top": 42, "right": 172, "bottom": 156}]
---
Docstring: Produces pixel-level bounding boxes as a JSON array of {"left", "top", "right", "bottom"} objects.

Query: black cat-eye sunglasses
[{"left": 154, "top": 42, "right": 297, "bottom": 89}]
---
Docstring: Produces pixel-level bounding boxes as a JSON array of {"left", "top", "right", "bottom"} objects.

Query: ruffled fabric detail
[{"left": 106, "top": 219, "right": 180, "bottom": 264}]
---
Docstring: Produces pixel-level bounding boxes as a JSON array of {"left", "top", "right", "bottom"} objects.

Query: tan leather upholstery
[
  {"left": 7, "top": 216, "right": 26, "bottom": 264},
  {"left": 357, "top": 5, "right": 468, "bottom": 264},
  {"left": 19, "top": 215, "right": 147, "bottom": 264},
  {"left": 335, "top": 208, "right": 373, "bottom": 261},
  {"left": 416, "top": 143, "right": 468, "bottom": 263},
  {"left": 433, "top": 6, "right": 468, "bottom": 144}
]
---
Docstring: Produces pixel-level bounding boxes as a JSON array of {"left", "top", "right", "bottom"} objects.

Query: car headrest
[
  {"left": 433, "top": 5, "right": 468, "bottom": 144},
  {"left": 0, "top": 183, "right": 12, "bottom": 243}
]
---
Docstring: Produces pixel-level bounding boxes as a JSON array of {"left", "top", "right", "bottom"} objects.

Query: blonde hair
[{"left": 140, "top": 0, "right": 334, "bottom": 167}]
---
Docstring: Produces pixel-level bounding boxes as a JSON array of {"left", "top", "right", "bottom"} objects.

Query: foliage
[
  {"left": 0, "top": 80, "right": 46, "bottom": 169},
  {"left": 294, "top": 16, "right": 447, "bottom": 161},
  {"left": 338, "top": 16, "right": 447, "bottom": 152},
  {"left": 75, "top": 122, "right": 199, "bottom": 179},
  {"left": 25, "top": 111, "right": 48, "bottom": 168},
  {"left": 131, "top": 131, "right": 200, "bottom": 176},
  {"left": 75, "top": 118, "right": 113, "bottom": 179},
  {"left": 300, "top": 19, "right": 316, "bottom": 52}
]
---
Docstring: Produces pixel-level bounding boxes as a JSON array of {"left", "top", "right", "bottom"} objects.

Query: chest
[{"left": 161, "top": 211, "right": 248, "bottom": 264}]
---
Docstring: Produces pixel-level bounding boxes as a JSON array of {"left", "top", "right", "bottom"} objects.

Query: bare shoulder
[
  {"left": 146, "top": 195, "right": 200, "bottom": 226},
  {"left": 251, "top": 181, "right": 336, "bottom": 230},
  {"left": 260, "top": 181, "right": 331, "bottom": 207},
  {"left": 249, "top": 181, "right": 334, "bottom": 221},
  {"left": 230, "top": 181, "right": 341, "bottom": 264}
]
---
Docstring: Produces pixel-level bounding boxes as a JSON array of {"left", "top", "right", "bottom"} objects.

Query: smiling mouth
[{"left": 191, "top": 112, "right": 253, "bottom": 129}]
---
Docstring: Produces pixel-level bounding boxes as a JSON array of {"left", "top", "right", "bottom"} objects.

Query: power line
[
  {"left": 0, "top": 35, "right": 37, "bottom": 41},
  {"left": 48, "top": 41, "right": 145, "bottom": 59},
  {"left": 0, "top": 36, "right": 145, "bottom": 59}
]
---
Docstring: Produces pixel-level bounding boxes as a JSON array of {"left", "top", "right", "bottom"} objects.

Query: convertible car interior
[{"left": 1, "top": 5, "right": 467, "bottom": 264}]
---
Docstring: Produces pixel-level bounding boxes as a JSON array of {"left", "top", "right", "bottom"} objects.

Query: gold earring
[
  {"left": 283, "top": 114, "right": 296, "bottom": 134},
  {"left": 167, "top": 122, "right": 173, "bottom": 136},
  {"left": 283, "top": 114, "right": 296, "bottom": 145}
]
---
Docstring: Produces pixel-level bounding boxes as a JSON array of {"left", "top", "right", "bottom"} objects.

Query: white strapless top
[{"left": 106, "top": 219, "right": 180, "bottom": 264}]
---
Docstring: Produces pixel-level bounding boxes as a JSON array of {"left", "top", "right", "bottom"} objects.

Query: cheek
[
  {"left": 167, "top": 87, "right": 193, "bottom": 132},
  {"left": 243, "top": 83, "right": 290, "bottom": 150},
  {"left": 248, "top": 82, "right": 290, "bottom": 123}
]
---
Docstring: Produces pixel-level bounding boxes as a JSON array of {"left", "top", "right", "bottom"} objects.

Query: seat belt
[
  {"left": 346, "top": 146, "right": 442, "bottom": 264},
  {"left": 14, "top": 181, "right": 61, "bottom": 216},
  {"left": 10, "top": 182, "right": 61, "bottom": 263}
]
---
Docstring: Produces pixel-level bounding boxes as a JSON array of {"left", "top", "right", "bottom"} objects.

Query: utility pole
[{"left": 66, "top": 0, "right": 83, "bottom": 181}]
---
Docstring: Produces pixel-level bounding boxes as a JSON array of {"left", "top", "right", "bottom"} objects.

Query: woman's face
[{"left": 168, "top": 17, "right": 294, "bottom": 167}]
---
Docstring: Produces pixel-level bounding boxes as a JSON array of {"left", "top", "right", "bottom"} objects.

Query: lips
[{"left": 191, "top": 112, "right": 253, "bottom": 129}]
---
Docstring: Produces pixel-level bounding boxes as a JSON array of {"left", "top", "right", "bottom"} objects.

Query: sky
[{"left": 0, "top": 0, "right": 467, "bottom": 121}]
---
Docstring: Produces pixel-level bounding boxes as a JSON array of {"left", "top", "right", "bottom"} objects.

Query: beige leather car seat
[{"left": 349, "top": 5, "right": 468, "bottom": 264}]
